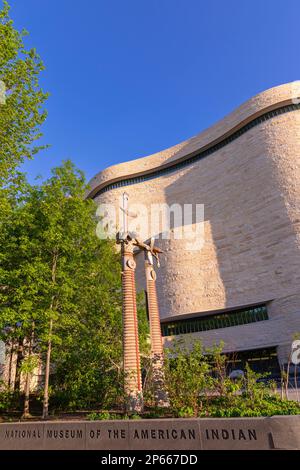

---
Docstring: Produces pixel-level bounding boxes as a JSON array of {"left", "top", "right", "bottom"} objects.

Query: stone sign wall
[{"left": 0, "top": 416, "right": 299, "bottom": 450}]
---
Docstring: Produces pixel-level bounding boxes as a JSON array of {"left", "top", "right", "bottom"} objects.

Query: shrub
[
  {"left": 163, "top": 339, "right": 300, "bottom": 418},
  {"left": 86, "top": 411, "right": 123, "bottom": 421},
  {"left": 0, "top": 382, "right": 18, "bottom": 412},
  {"left": 164, "top": 339, "right": 213, "bottom": 417}
]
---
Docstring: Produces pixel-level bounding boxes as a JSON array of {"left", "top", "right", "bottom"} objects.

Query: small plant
[
  {"left": 177, "top": 406, "right": 194, "bottom": 418},
  {"left": 164, "top": 339, "right": 212, "bottom": 417},
  {"left": 87, "top": 411, "right": 110, "bottom": 421},
  {"left": 129, "top": 413, "right": 142, "bottom": 420},
  {"left": 0, "top": 382, "right": 18, "bottom": 412},
  {"left": 161, "top": 338, "right": 300, "bottom": 419},
  {"left": 146, "top": 407, "right": 170, "bottom": 419},
  {"left": 86, "top": 411, "right": 123, "bottom": 420}
]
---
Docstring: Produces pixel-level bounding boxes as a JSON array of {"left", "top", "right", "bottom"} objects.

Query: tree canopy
[
  {"left": 0, "top": 160, "right": 148, "bottom": 414},
  {"left": 1, "top": 162, "right": 110, "bottom": 408},
  {"left": 0, "top": 1, "right": 48, "bottom": 187},
  {"left": 0, "top": 3, "right": 149, "bottom": 415}
]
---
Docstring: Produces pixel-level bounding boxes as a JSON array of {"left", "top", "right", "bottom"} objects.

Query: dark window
[
  {"left": 161, "top": 304, "right": 268, "bottom": 337},
  {"left": 226, "top": 347, "right": 280, "bottom": 377}
]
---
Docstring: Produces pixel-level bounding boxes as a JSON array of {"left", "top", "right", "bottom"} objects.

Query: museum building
[{"left": 87, "top": 82, "right": 300, "bottom": 373}]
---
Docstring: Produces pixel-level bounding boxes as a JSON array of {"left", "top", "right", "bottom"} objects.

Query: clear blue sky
[{"left": 8, "top": 0, "right": 300, "bottom": 184}]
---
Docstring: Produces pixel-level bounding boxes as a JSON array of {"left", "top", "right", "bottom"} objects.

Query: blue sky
[{"left": 8, "top": 0, "right": 300, "bottom": 184}]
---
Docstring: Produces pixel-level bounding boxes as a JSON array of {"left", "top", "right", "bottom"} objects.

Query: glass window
[{"left": 161, "top": 304, "right": 268, "bottom": 336}]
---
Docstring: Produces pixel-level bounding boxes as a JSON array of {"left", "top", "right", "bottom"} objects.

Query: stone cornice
[{"left": 87, "top": 82, "right": 300, "bottom": 199}]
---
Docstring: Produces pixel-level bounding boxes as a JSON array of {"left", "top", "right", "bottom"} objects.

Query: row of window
[
  {"left": 226, "top": 347, "right": 280, "bottom": 376},
  {"left": 161, "top": 305, "right": 268, "bottom": 337},
  {"left": 92, "top": 103, "right": 300, "bottom": 199}
]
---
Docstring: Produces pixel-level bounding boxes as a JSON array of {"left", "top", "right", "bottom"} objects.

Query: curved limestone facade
[{"left": 88, "top": 82, "right": 300, "bottom": 365}]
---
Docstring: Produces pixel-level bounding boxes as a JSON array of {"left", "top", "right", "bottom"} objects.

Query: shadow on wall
[{"left": 158, "top": 111, "right": 300, "bottom": 321}]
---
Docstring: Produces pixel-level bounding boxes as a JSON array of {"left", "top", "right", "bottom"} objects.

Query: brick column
[
  {"left": 122, "top": 242, "right": 143, "bottom": 412},
  {"left": 145, "top": 259, "right": 169, "bottom": 407}
]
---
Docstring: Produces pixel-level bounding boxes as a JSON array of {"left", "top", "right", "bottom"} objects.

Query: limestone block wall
[{"left": 88, "top": 83, "right": 300, "bottom": 362}]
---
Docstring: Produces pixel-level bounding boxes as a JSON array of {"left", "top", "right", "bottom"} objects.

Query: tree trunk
[
  {"left": 285, "top": 356, "right": 291, "bottom": 400},
  {"left": 42, "top": 318, "right": 53, "bottom": 419},
  {"left": 294, "top": 365, "right": 299, "bottom": 402},
  {"left": 13, "top": 340, "right": 24, "bottom": 393},
  {"left": 23, "top": 323, "right": 35, "bottom": 418},
  {"left": 42, "top": 250, "right": 58, "bottom": 419},
  {"left": 23, "top": 371, "right": 31, "bottom": 418},
  {"left": 7, "top": 340, "right": 14, "bottom": 390},
  {"left": 280, "top": 366, "right": 284, "bottom": 400}
]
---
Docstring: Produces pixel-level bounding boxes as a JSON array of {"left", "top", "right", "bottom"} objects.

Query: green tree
[
  {"left": 0, "top": 161, "right": 124, "bottom": 416},
  {"left": 0, "top": 180, "right": 48, "bottom": 416},
  {"left": 51, "top": 256, "right": 149, "bottom": 411},
  {"left": 0, "top": 1, "right": 48, "bottom": 188},
  {"left": 29, "top": 161, "right": 123, "bottom": 418},
  {"left": 0, "top": 160, "right": 150, "bottom": 416},
  {"left": 164, "top": 339, "right": 213, "bottom": 417}
]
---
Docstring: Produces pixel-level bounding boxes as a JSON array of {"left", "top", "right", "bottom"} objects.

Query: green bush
[
  {"left": 198, "top": 394, "right": 300, "bottom": 418},
  {"left": 129, "top": 413, "right": 142, "bottom": 420},
  {"left": 162, "top": 339, "right": 300, "bottom": 418},
  {"left": 86, "top": 411, "right": 123, "bottom": 421},
  {"left": 177, "top": 406, "right": 195, "bottom": 418},
  {"left": 0, "top": 383, "right": 19, "bottom": 412},
  {"left": 164, "top": 340, "right": 213, "bottom": 417}
]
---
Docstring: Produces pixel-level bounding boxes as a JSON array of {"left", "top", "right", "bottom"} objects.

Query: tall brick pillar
[
  {"left": 145, "top": 257, "right": 169, "bottom": 407},
  {"left": 121, "top": 242, "right": 143, "bottom": 412}
]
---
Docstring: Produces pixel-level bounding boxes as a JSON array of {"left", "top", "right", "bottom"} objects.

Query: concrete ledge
[{"left": 0, "top": 416, "right": 299, "bottom": 450}]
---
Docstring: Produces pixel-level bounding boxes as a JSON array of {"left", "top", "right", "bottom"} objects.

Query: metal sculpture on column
[
  {"left": 117, "top": 193, "right": 143, "bottom": 412},
  {"left": 142, "top": 238, "right": 170, "bottom": 407},
  {"left": 117, "top": 192, "right": 169, "bottom": 410}
]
